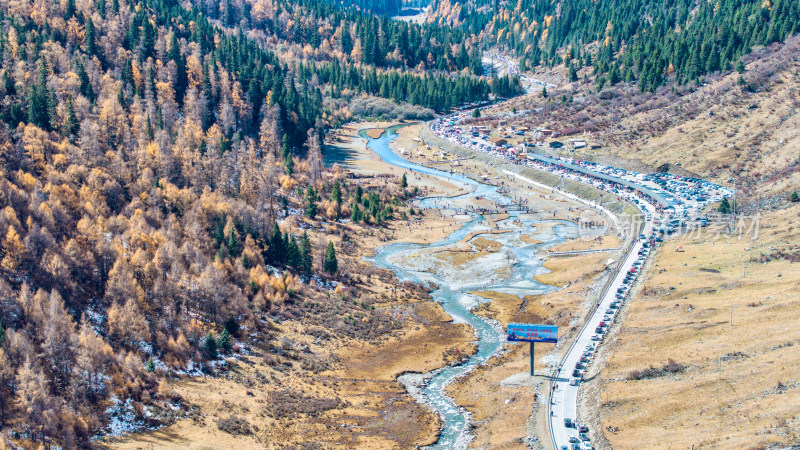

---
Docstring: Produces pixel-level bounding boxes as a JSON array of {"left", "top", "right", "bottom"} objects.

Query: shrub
[{"left": 216, "top": 415, "right": 251, "bottom": 435}]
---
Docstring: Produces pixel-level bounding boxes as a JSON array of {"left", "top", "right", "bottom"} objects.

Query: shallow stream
[{"left": 358, "top": 127, "right": 578, "bottom": 448}]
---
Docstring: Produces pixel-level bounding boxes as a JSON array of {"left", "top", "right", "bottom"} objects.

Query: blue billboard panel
[{"left": 506, "top": 323, "right": 558, "bottom": 343}]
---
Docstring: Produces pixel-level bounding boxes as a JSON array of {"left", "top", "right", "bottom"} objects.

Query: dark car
[{"left": 564, "top": 418, "right": 574, "bottom": 427}]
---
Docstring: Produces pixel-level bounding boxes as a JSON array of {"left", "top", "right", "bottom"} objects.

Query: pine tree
[
  {"left": 718, "top": 197, "right": 731, "bottom": 214},
  {"left": 28, "top": 59, "right": 55, "bottom": 130},
  {"left": 64, "top": 97, "right": 79, "bottom": 137},
  {"left": 269, "top": 223, "right": 285, "bottom": 264},
  {"left": 284, "top": 154, "right": 294, "bottom": 176},
  {"left": 472, "top": 108, "right": 481, "bottom": 118},
  {"left": 85, "top": 17, "right": 97, "bottom": 55},
  {"left": 323, "top": 242, "right": 338, "bottom": 274},
  {"left": 354, "top": 185, "right": 363, "bottom": 203},
  {"left": 305, "top": 186, "right": 319, "bottom": 218},
  {"left": 351, "top": 202, "right": 362, "bottom": 222},
  {"left": 218, "top": 329, "right": 232, "bottom": 354},
  {"left": 203, "top": 332, "right": 218, "bottom": 359},
  {"left": 299, "top": 231, "right": 312, "bottom": 273},
  {"left": 330, "top": 180, "right": 342, "bottom": 204},
  {"left": 400, "top": 173, "right": 408, "bottom": 188},
  {"left": 64, "top": 0, "right": 76, "bottom": 19},
  {"left": 286, "top": 234, "right": 300, "bottom": 268}
]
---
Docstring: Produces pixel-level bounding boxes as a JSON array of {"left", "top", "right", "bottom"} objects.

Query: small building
[
  {"left": 490, "top": 137, "right": 508, "bottom": 146},
  {"left": 570, "top": 139, "right": 587, "bottom": 149},
  {"left": 590, "top": 142, "right": 603, "bottom": 149},
  {"left": 549, "top": 141, "right": 564, "bottom": 149},
  {"left": 540, "top": 128, "right": 554, "bottom": 137}
]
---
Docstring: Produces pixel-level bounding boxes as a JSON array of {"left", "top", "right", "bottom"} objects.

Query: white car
[{"left": 569, "top": 378, "right": 579, "bottom": 386}]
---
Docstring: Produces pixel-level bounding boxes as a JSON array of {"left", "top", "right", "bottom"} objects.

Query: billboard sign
[{"left": 506, "top": 323, "right": 558, "bottom": 343}]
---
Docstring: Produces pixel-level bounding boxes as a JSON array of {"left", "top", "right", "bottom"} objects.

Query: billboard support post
[
  {"left": 530, "top": 342, "right": 535, "bottom": 376},
  {"left": 506, "top": 323, "right": 557, "bottom": 377}
]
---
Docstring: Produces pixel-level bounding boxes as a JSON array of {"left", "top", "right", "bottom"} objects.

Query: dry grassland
[{"left": 593, "top": 204, "right": 800, "bottom": 449}]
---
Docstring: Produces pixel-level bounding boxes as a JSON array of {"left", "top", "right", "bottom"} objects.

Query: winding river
[{"left": 358, "top": 127, "right": 580, "bottom": 448}]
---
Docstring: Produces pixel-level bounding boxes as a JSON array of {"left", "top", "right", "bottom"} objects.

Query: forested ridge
[
  {"left": 437, "top": 0, "right": 800, "bottom": 92},
  {"left": 0, "top": 0, "right": 524, "bottom": 443}
]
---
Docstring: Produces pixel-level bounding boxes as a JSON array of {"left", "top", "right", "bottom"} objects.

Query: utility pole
[{"left": 530, "top": 342, "right": 535, "bottom": 376}]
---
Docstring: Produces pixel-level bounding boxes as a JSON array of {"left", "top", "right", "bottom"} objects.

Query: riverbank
[
  {"left": 111, "top": 119, "right": 625, "bottom": 449},
  {"left": 376, "top": 123, "right": 627, "bottom": 448},
  {"left": 111, "top": 124, "right": 479, "bottom": 448}
]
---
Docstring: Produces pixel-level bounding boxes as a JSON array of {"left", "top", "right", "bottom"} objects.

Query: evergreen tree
[
  {"left": 351, "top": 202, "right": 362, "bottom": 222},
  {"left": 28, "top": 59, "right": 56, "bottom": 130},
  {"left": 85, "top": 17, "right": 97, "bottom": 56},
  {"left": 284, "top": 154, "right": 295, "bottom": 176},
  {"left": 64, "top": 97, "right": 79, "bottom": 137},
  {"left": 64, "top": 0, "right": 76, "bottom": 19},
  {"left": 340, "top": 22, "right": 353, "bottom": 55},
  {"left": 323, "top": 242, "right": 338, "bottom": 274},
  {"left": 354, "top": 184, "right": 363, "bottom": 204},
  {"left": 286, "top": 234, "right": 300, "bottom": 268},
  {"left": 269, "top": 223, "right": 285, "bottom": 264},
  {"left": 304, "top": 186, "right": 319, "bottom": 218},
  {"left": 299, "top": 231, "right": 312, "bottom": 273},
  {"left": 330, "top": 180, "right": 342, "bottom": 204},
  {"left": 718, "top": 197, "right": 731, "bottom": 214},
  {"left": 218, "top": 329, "right": 232, "bottom": 354},
  {"left": 472, "top": 108, "right": 481, "bottom": 118},
  {"left": 400, "top": 173, "right": 408, "bottom": 188},
  {"left": 203, "top": 332, "right": 218, "bottom": 359},
  {"left": 76, "top": 59, "right": 94, "bottom": 101}
]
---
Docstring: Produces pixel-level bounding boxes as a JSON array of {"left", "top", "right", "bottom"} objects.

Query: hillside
[
  {"left": 482, "top": 35, "right": 800, "bottom": 204},
  {"left": 432, "top": 0, "right": 800, "bottom": 92},
  {"left": 0, "top": 0, "right": 518, "bottom": 445},
  {"left": 471, "top": 15, "right": 800, "bottom": 450}
]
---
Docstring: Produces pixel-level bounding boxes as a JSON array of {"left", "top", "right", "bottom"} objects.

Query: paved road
[
  {"left": 549, "top": 197, "right": 656, "bottom": 450},
  {"left": 426, "top": 108, "right": 731, "bottom": 449}
]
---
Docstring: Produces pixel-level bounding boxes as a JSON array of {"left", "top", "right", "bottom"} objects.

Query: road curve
[{"left": 425, "top": 107, "right": 731, "bottom": 450}]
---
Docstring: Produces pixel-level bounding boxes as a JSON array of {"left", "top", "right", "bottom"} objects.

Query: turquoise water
[{"left": 359, "top": 127, "right": 577, "bottom": 448}]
